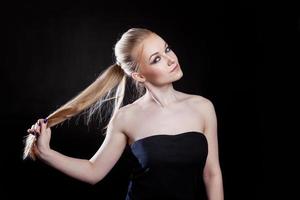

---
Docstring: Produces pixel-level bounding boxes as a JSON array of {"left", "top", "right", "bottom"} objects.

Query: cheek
[
  {"left": 144, "top": 68, "right": 163, "bottom": 81},
  {"left": 144, "top": 66, "right": 174, "bottom": 85}
]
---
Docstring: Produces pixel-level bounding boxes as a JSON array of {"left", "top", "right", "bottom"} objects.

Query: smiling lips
[{"left": 170, "top": 64, "right": 179, "bottom": 72}]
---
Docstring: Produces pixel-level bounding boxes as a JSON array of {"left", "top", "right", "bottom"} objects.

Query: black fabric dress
[{"left": 125, "top": 131, "right": 208, "bottom": 200}]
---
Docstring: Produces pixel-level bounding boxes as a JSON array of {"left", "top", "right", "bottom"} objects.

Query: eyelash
[{"left": 151, "top": 46, "right": 172, "bottom": 64}]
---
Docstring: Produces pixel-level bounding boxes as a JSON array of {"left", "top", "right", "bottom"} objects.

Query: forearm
[
  {"left": 39, "top": 149, "right": 96, "bottom": 184},
  {"left": 203, "top": 171, "right": 224, "bottom": 200}
]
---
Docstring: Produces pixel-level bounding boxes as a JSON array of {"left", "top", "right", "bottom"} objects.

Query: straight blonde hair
[{"left": 23, "top": 28, "right": 153, "bottom": 160}]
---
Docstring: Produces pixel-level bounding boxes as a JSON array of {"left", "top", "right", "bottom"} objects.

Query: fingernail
[{"left": 43, "top": 118, "right": 48, "bottom": 123}]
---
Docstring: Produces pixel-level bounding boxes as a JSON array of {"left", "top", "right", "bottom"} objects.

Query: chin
[
  {"left": 176, "top": 70, "right": 183, "bottom": 79},
  {"left": 172, "top": 71, "right": 183, "bottom": 82}
]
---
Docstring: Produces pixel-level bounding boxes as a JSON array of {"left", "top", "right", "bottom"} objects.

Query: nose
[{"left": 166, "top": 55, "right": 175, "bottom": 66}]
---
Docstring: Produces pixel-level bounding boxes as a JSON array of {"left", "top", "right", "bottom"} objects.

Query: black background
[{"left": 1, "top": 0, "right": 287, "bottom": 199}]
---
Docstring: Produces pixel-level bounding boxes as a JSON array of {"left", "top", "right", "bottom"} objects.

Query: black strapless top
[{"left": 125, "top": 131, "right": 208, "bottom": 200}]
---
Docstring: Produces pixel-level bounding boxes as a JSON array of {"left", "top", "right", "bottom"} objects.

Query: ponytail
[{"left": 23, "top": 63, "right": 126, "bottom": 160}]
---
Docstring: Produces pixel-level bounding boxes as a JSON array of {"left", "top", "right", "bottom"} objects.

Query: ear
[{"left": 131, "top": 72, "right": 146, "bottom": 83}]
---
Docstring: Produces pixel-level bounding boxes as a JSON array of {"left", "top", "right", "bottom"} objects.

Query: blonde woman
[{"left": 26, "top": 28, "right": 224, "bottom": 200}]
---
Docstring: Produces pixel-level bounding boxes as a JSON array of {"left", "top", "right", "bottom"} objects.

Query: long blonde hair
[{"left": 23, "top": 28, "right": 153, "bottom": 160}]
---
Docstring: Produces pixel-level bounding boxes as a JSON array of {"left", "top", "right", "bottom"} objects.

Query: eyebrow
[{"left": 149, "top": 42, "right": 168, "bottom": 62}]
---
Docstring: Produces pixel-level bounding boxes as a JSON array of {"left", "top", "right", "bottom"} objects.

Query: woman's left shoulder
[
  {"left": 191, "top": 95, "right": 216, "bottom": 119},
  {"left": 180, "top": 94, "right": 215, "bottom": 116},
  {"left": 182, "top": 93, "right": 215, "bottom": 113}
]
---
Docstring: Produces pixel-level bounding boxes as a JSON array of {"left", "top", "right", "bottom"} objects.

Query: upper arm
[
  {"left": 88, "top": 110, "right": 128, "bottom": 184},
  {"left": 199, "top": 98, "right": 222, "bottom": 178}
]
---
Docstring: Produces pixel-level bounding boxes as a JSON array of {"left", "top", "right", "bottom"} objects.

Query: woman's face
[{"left": 131, "top": 33, "right": 183, "bottom": 86}]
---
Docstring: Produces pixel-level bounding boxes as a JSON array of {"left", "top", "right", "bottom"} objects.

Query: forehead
[
  {"left": 141, "top": 34, "right": 166, "bottom": 57},
  {"left": 132, "top": 33, "right": 166, "bottom": 62}
]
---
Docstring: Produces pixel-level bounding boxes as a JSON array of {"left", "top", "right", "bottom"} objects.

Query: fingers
[
  {"left": 38, "top": 118, "right": 48, "bottom": 133},
  {"left": 27, "top": 118, "right": 47, "bottom": 136},
  {"left": 27, "top": 125, "right": 37, "bottom": 136}
]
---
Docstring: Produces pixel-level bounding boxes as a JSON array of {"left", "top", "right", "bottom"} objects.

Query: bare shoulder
[
  {"left": 183, "top": 93, "right": 216, "bottom": 114},
  {"left": 106, "top": 104, "right": 132, "bottom": 132},
  {"left": 109, "top": 101, "right": 140, "bottom": 131},
  {"left": 117, "top": 101, "right": 140, "bottom": 117},
  {"left": 178, "top": 92, "right": 212, "bottom": 104},
  {"left": 112, "top": 104, "right": 134, "bottom": 123}
]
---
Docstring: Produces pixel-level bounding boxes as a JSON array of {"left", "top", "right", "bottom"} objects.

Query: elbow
[
  {"left": 84, "top": 163, "right": 103, "bottom": 185},
  {"left": 203, "top": 167, "right": 223, "bottom": 183},
  {"left": 87, "top": 179, "right": 99, "bottom": 186},
  {"left": 85, "top": 175, "right": 102, "bottom": 185},
  {"left": 86, "top": 174, "right": 103, "bottom": 186}
]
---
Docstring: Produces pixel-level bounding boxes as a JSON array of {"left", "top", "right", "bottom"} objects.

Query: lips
[{"left": 170, "top": 64, "right": 179, "bottom": 72}]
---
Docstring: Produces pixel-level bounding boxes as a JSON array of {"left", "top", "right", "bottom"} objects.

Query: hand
[{"left": 27, "top": 118, "right": 52, "bottom": 158}]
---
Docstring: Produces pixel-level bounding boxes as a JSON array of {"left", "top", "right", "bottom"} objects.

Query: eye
[
  {"left": 165, "top": 46, "right": 172, "bottom": 53},
  {"left": 152, "top": 56, "right": 161, "bottom": 64}
]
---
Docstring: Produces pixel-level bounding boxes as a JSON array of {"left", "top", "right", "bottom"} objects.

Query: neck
[{"left": 142, "top": 83, "right": 178, "bottom": 108}]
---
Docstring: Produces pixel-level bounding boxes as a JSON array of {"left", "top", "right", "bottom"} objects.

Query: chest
[{"left": 124, "top": 103, "right": 205, "bottom": 143}]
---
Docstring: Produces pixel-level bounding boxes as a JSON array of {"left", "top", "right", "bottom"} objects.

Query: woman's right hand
[{"left": 27, "top": 118, "right": 52, "bottom": 158}]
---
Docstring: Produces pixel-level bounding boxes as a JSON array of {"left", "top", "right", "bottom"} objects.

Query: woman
[{"left": 25, "top": 28, "right": 224, "bottom": 199}]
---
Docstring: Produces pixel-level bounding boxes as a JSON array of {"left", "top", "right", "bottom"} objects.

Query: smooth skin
[{"left": 28, "top": 33, "right": 223, "bottom": 200}]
